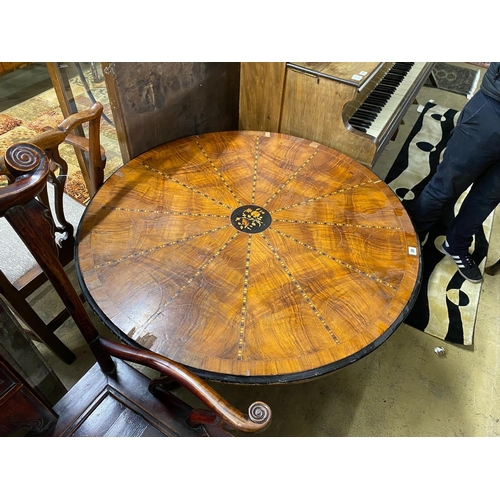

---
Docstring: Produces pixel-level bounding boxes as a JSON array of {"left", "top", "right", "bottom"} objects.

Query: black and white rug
[{"left": 375, "top": 101, "right": 493, "bottom": 345}]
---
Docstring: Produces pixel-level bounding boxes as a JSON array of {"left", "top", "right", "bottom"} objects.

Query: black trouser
[{"left": 411, "top": 90, "right": 500, "bottom": 254}]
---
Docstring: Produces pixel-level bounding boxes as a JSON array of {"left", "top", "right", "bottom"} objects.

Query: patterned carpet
[{"left": 0, "top": 64, "right": 122, "bottom": 204}]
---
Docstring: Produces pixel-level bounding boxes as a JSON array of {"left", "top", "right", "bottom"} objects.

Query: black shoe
[{"left": 440, "top": 240, "right": 483, "bottom": 283}]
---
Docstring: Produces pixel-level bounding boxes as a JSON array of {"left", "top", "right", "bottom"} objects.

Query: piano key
[
  {"left": 349, "top": 118, "right": 372, "bottom": 128},
  {"left": 354, "top": 110, "right": 379, "bottom": 119},
  {"left": 364, "top": 62, "right": 426, "bottom": 137},
  {"left": 351, "top": 124, "right": 367, "bottom": 133},
  {"left": 348, "top": 62, "right": 425, "bottom": 138}
]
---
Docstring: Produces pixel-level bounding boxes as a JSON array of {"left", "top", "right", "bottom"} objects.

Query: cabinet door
[{"left": 0, "top": 358, "right": 57, "bottom": 436}]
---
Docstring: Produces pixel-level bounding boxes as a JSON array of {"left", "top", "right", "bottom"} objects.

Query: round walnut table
[{"left": 76, "top": 131, "right": 421, "bottom": 384}]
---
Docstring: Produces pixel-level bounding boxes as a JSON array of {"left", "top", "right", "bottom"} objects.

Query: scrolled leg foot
[{"left": 248, "top": 401, "right": 272, "bottom": 427}]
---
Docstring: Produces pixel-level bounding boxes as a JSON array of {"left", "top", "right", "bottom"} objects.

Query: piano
[{"left": 239, "top": 62, "right": 435, "bottom": 168}]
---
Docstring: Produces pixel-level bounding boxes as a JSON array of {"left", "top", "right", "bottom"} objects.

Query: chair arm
[
  {"left": 97, "top": 337, "right": 272, "bottom": 433},
  {"left": 57, "top": 102, "right": 104, "bottom": 135},
  {"left": 32, "top": 102, "right": 106, "bottom": 196},
  {"left": 63, "top": 132, "right": 106, "bottom": 160},
  {"left": 0, "top": 144, "right": 49, "bottom": 217},
  {"left": 31, "top": 103, "right": 104, "bottom": 156}
]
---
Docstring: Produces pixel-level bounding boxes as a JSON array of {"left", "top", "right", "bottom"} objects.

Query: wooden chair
[
  {"left": 0, "top": 142, "right": 271, "bottom": 437},
  {"left": 0, "top": 103, "right": 106, "bottom": 364}
]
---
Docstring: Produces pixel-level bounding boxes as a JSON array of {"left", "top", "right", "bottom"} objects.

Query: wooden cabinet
[
  {"left": 0, "top": 357, "right": 57, "bottom": 436},
  {"left": 0, "top": 298, "right": 65, "bottom": 436}
]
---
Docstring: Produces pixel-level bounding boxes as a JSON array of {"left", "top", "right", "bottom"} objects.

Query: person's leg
[
  {"left": 411, "top": 91, "right": 498, "bottom": 239},
  {"left": 446, "top": 161, "right": 500, "bottom": 254},
  {"left": 439, "top": 163, "right": 500, "bottom": 283},
  {"left": 438, "top": 93, "right": 500, "bottom": 283}
]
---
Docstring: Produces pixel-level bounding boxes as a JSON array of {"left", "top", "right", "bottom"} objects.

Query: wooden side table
[{"left": 77, "top": 131, "right": 421, "bottom": 384}]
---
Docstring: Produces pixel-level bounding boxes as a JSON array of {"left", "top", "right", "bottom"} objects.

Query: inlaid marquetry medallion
[
  {"left": 76, "top": 131, "right": 421, "bottom": 384},
  {"left": 231, "top": 205, "right": 272, "bottom": 233}
]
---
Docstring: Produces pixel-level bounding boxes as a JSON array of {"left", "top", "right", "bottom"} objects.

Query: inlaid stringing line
[
  {"left": 260, "top": 234, "right": 340, "bottom": 344},
  {"left": 93, "top": 224, "right": 232, "bottom": 268},
  {"left": 262, "top": 149, "right": 319, "bottom": 207},
  {"left": 270, "top": 227, "right": 398, "bottom": 290},
  {"left": 139, "top": 232, "right": 240, "bottom": 331},
  {"left": 142, "top": 163, "right": 234, "bottom": 210},
  {"left": 195, "top": 139, "right": 243, "bottom": 206},
  {"left": 101, "top": 206, "right": 228, "bottom": 219},
  {"left": 251, "top": 137, "right": 260, "bottom": 204},
  {"left": 272, "top": 218, "right": 402, "bottom": 231},
  {"left": 271, "top": 180, "right": 374, "bottom": 214},
  {"left": 237, "top": 235, "right": 252, "bottom": 361}
]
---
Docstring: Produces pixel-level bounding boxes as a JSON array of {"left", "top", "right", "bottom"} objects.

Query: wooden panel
[
  {"left": 0, "top": 358, "right": 57, "bottom": 436},
  {"left": 280, "top": 67, "right": 377, "bottom": 164},
  {"left": 239, "top": 62, "right": 286, "bottom": 132},
  {"left": 103, "top": 62, "right": 241, "bottom": 163},
  {"left": 238, "top": 63, "right": 381, "bottom": 134}
]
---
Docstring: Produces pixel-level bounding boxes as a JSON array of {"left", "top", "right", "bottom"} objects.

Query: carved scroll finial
[
  {"left": 248, "top": 401, "right": 272, "bottom": 426},
  {"left": 5, "top": 143, "right": 46, "bottom": 178}
]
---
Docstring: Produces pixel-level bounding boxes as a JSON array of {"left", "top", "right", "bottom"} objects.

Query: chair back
[{"left": 0, "top": 103, "right": 107, "bottom": 364}]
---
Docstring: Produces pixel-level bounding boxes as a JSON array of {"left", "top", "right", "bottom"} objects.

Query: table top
[{"left": 76, "top": 130, "right": 421, "bottom": 384}]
